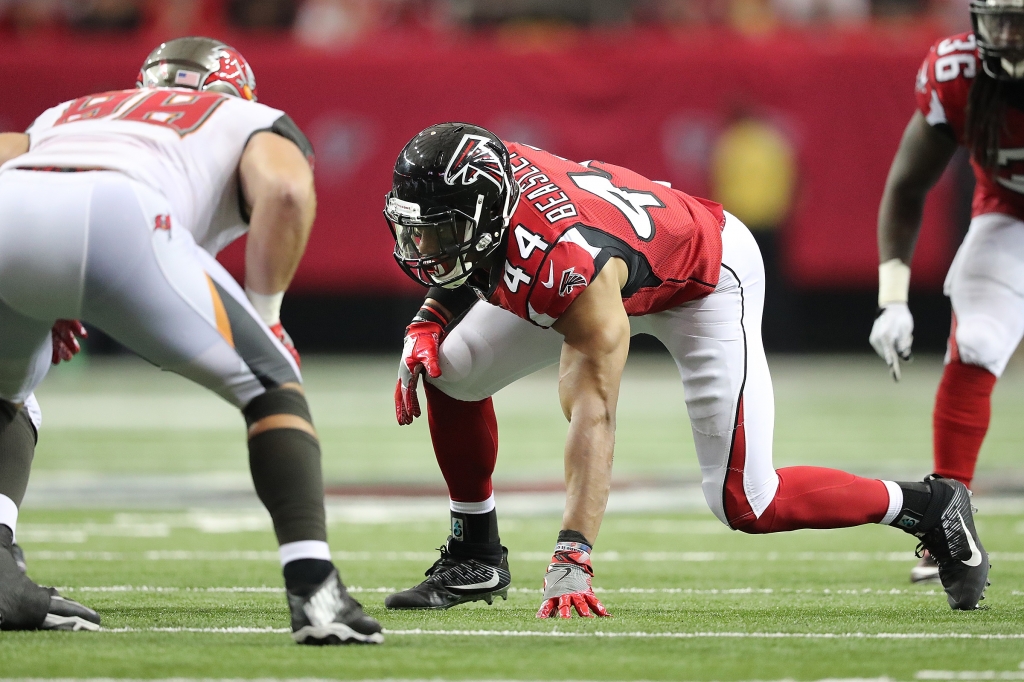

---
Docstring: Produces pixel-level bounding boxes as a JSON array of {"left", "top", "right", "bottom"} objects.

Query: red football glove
[
  {"left": 51, "top": 320, "right": 88, "bottom": 365},
  {"left": 395, "top": 320, "right": 444, "bottom": 425},
  {"left": 269, "top": 322, "right": 300, "bottom": 368},
  {"left": 536, "top": 543, "right": 611, "bottom": 619}
]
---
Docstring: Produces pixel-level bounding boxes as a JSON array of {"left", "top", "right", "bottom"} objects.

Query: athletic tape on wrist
[
  {"left": 245, "top": 288, "right": 285, "bottom": 326},
  {"left": 878, "top": 259, "right": 911, "bottom": 306},
  {"left": 554, "top": 541, "right": 592, "bottom": 555}
]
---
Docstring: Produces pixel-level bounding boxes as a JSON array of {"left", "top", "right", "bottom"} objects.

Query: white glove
[{"left": 869, "top": 302, "right": 914, "bottom": 381}]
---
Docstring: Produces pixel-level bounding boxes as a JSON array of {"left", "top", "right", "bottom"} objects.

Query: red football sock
[
  {"left": 424, "top": 382, "right": 498, "bottom": 503},
  {"left": 933, "top": 360, "right": 997, "bottom": 488},
  {"left": 723, "top": 399, "right": 890, "bottom": 533},
  {"left": 735, "top": 467, "right": 890, "bottom": 534}
]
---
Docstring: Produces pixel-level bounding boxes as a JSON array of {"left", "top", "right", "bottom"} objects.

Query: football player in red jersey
[
  {"left": 384, "top": 123, "right": 990, "bottom": 616},
  {"left": 871, "top": 0, "right": 1021, "bottom": 584}
]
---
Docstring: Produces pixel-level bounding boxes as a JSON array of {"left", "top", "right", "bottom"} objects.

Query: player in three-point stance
[
  {"left": 870, "top": 0, "right": 1017, "bottom": 584},
  {"left": 383, "top": 123, "right": 990, "bottom": 618},
  {"left": 0, "top": 37, "right": 382, "bottom": 643}
]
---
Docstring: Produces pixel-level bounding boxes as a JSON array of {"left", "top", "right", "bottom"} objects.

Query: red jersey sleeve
[
  {"left": 914, "top": 33, "right": 977, "bottom": 142},
  {"left": 521, "top": 239, "right": 598, "bottom": 328}
]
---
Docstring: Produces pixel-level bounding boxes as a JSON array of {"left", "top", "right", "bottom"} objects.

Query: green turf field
[{"left": 3, "top": 353, "right": 1024, "bottom": 680}]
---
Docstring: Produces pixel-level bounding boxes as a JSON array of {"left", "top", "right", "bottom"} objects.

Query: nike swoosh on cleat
[
  {"left": 542, "top": 262, "right": 554, "bottom": 288},
  {"left": 957, "top": 512, "right": 983, "bottom": 567},
  {"left": 449, "top": 570, "right": 500, "bottom": 591}
]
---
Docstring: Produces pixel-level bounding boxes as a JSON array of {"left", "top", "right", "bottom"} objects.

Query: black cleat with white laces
[
  {"left": 287, "top": 569, "right": 383, "bottom": 645},
  {"left": 912, "top": 476, "right": 990, "bottom": 610},
  {"left": 385, "top": 542, "right": 511, "bottom": 610}
]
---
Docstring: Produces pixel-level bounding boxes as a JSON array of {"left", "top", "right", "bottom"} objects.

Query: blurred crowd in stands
[{"left": 0, "top": 0, "right": 971, "bottom": 43}]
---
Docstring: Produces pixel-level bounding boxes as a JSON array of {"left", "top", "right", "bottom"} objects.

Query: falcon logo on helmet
[
  {"left": 444, "top": 135, "right": 507, "bottom": 189},
  {"left": 386, "top": 123, "right": 520, "bottom": 290}
]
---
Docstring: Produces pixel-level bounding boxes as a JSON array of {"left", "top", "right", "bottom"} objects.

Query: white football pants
[
  {"left": 0, "top": 170, "right": 300, "bottom": 408},
  {"left": 944, "top": 212, "right": 1024, "bottom": 377},
  {"left": 427, "top": 213, "right": 778, "bottom": 526}
]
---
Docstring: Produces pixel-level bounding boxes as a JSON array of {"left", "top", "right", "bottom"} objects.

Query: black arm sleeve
[
  {"left": 414, "top": 286, "right": 479, "bottom": 327},
  {"left": 239, "top": 114, "right": 316, "bottom": 223},
  {"left": 268, "top": 114, "right": 315, "bottom": 167}
]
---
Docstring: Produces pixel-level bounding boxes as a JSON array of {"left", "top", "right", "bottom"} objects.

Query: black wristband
[
  {"left": 413, "top": 286, "right": 478, "bottom": 325},
  {"left": 412, "top": 305, "right": 447, "bottom": 326},
  {"left": 557, "top": 529, "right": 592, "bottom": 547}
]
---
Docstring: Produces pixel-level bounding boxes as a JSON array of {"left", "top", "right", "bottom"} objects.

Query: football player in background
[
  {"left": 870, "top": 0, "right": 1021, "bottom": 584},
  {"left": 384, "top": 123, "right": 990, "bottom": 618},
  {"left": 0, "top": 37, "right": 382, "bottom": 643}
]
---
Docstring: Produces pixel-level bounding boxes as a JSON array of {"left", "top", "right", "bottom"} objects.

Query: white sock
[
  {"left": 0, "top": 493, "right": 18, "bottom": 541},
  {"left": 450, "top": 494, "right": 495, "bottom": 514},
  {"left": 278, "top": 540, "right": 331, "bottom": 566},
  {"left": 879, "top": 480, "right": 903, "bottom": 526}
]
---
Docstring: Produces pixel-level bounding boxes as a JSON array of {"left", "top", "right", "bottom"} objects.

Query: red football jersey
[
  {"left": 489, "top": 142, "right": 725, "bottom": 327},
  {"left": 915, "top": 32, "right": 1024, "bottom": 219}
]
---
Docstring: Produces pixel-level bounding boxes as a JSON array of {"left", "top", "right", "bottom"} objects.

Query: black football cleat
[
  {"left": 287, "top": 569, "right": 383, "bottom": 645},
  {"left": 914, "top": 476, "right": 990, "bottom": 610},
  {"left": 1, "top": 526, "right": 99, "bottom": 631},
  {"left": 385, "top": 544, "right": 511, "bottom": 610}
]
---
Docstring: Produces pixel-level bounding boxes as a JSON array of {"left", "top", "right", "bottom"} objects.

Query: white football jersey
[{"left": 1, "top": 88, "right": 303, "bottom": 256}]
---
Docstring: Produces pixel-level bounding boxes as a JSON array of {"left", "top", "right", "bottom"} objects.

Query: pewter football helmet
[{"left": 137, "top": 36, "right": 258, "bottom": 101}]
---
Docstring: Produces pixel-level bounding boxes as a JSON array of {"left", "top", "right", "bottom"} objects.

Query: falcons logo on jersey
[
  {"left": 558, "top": 267, "right": 588, "bottom": 297},
  {"left": 444, "top": 134, "right": 505, "bottom": 188}
]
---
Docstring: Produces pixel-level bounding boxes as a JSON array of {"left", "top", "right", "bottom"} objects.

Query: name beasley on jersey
[
  {"left": 509, "top": 148, "right": 579, "bottom": 224},
  {"left": 495, "top": 146, "right": 593, "bottom": 326}
]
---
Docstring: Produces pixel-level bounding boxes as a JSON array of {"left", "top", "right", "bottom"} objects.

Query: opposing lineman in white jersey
[
  {"left": 11, "top": 84, "right": 286, "bottom": 256},
  {"left": 0, "top": 37, "right": 383, "bottom": 644}
]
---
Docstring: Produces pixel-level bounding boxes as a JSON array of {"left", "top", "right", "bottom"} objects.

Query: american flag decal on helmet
[
  {"left": 444, "top": 134, "right": 505, "bottom": 188},
  {"left": 558, "top": 267, "right": 588, "bottom": 297}
]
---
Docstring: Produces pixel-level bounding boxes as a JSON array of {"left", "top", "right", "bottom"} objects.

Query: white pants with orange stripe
[
  {"left": 943, "top": 212, "right": 1024, "bottom": 377},
  {"left": 0, "top": 169, "right": 300, "bottom": 408},
  {"left": 429, "top": 213, "right": 780, "bottom": 526}
]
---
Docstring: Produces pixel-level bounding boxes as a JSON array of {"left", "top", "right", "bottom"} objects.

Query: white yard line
[
  {"left": 92, "top": 628, "right": 1024, "bottom": 639},
  {"left": 0, "top": 675, "right": 905, "bottom": 679},
  {"left": 57, "top": 586, "right": 287, "bottom": 593},
  {"left": 54, "top": 585, "right": 945, "bottom": 597},
  {"left": 27, "top": 550, "right": 1024, "bottom": 562},
  {"left": 917, "top": 673, "right": 1024, "bottom": 680}
]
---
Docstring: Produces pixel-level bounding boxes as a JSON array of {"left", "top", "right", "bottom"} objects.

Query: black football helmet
[
  {"left": 972, "top": 0, "right": 1024, "bottom": 80},
  {"left": 384, "top": 123, "right": 520, "bottom": 288},
  {"left": 137, "top": 36, "right": 258, "bottom": 101}
]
